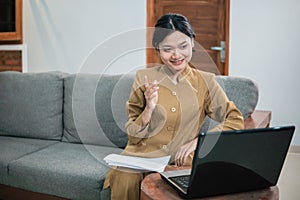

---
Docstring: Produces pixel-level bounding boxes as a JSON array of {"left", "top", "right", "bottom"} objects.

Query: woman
[{"left": 103, "top": 13, "right": 244, "bottom": 200}]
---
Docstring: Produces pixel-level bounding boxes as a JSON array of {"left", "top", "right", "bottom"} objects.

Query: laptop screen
[{"left": 188, "top": 126, "right": 295, "bottom": 197}]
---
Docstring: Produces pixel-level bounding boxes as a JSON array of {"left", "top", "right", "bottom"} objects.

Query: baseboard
[{"left": 289, "top": 145, "right": 300, "bottom": 153}]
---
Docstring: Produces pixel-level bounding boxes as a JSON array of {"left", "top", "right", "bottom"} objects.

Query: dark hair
[{"left": 152, "top": 13, "right": 195, "bottom": 50}]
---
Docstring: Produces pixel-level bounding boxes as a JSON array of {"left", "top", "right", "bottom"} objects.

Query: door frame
[{"left": 146, "top": 0, "right": 230, "bottom": 75}]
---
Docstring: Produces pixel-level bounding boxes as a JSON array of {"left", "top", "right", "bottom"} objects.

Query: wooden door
[{"left": 147, "top": 0, "right": 229, "bottom": 75}]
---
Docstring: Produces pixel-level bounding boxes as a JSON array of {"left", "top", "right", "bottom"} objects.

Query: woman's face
[{"left": 158, "top": 31, "right": 194, "bottom": 72}]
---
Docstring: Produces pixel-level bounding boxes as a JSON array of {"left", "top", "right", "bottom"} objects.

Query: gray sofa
[{"left": 0, "top": 71, "right": 259, "bottom": 200}]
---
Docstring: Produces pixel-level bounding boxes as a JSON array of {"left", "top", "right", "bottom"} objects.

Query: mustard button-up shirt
[{"left": 123, "top": 65, "right": 244, "bottom": 161}]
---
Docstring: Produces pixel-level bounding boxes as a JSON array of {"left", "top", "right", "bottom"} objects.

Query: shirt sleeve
[
  {"left": 124, "top": 71, "right": 166, "bottom": 145},
  {"left": 203, "top": 74, "right": 245, "bottom": 132}
]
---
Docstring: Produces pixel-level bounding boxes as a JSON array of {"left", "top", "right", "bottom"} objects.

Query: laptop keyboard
[{"left": 170, "top": 175, "right": 190, "bottom": 189}]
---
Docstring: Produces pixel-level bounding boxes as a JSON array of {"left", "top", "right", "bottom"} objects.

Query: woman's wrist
[{"left": 141, "top": 106, "right": 154, "bottom": 127}]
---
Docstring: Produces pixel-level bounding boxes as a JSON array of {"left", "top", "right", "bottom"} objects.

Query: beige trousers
[{"left": 103, "top": 167, "right": 146, "bottom": 200}]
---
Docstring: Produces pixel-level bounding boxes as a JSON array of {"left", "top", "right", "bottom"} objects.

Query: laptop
[{"left": 160, "top": 125, "right": 295, "bottom": 199}]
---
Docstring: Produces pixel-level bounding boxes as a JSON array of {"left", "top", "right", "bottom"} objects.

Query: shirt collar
[
  {"left": 160, "top": 64, "right": 192, "bottom": 82},
  {"left": 158, "top": 64, "right": 198, "bottom": 93}
]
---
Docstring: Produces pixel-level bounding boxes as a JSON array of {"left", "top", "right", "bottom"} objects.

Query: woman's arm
[
  {"left": 125, "top": 74, "right": 160, "bottom": 145},
  {"left": 204, "top": 74, "right": 244, "bottom": 131},
  {"left": 174, "top": 73, "right": 244, "bottom": 166}
]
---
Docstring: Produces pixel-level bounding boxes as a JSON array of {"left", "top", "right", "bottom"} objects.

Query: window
[{"left": 0, "top": 0, "right": 22, "bottom": 43}]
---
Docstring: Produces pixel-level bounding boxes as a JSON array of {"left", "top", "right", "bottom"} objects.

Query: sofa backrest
[
  {"left": 0, "top": 71, "right": 65, "bottom": 140},
  {"left": 62, "top": 73, "right": 258, "bottom": 148},
  {"left": 0, "top": 71, "right": 258, "bottom": 148},
  {"left": 215, "top": 75, "right": 258, "bottom": 120}
]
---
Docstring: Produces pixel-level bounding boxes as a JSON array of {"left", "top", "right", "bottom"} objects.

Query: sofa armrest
[{"left": 244, "top": 110, "right": 272, "bottom": 129}]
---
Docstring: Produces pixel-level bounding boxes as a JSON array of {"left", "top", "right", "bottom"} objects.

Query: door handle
[{"left": 211, "top": 41, "right": 226, "bottom": 63}]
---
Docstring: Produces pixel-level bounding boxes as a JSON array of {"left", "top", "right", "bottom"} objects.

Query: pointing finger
[{"left": 144, "top": 75, "right": 149, "bottom": 88}]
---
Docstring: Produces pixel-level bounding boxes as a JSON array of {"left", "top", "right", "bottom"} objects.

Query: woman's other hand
[{"left": 175, "top": 138, "right": 198, "bottom": 166}]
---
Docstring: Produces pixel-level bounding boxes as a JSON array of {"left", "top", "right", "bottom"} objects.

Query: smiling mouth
[{"left": 170, "top": 58, "right": 184, "bottom": 66}]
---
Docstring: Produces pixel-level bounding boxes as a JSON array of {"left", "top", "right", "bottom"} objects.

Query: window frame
[{"left": 0, "top": 0, "right": 22, "bottom": 43}]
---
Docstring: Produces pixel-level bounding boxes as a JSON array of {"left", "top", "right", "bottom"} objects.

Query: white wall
[
  {"left": 229, "top": 0, "right": 300, "bottom": 146},
  {"left": 24, "top": 0, "right": 146, "bottom": 73},
  {"left": 24, "top": 0, "right": 300, "bottom": 145}
]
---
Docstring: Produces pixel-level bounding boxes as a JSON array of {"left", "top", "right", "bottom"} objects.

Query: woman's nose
[{"left": 172, "top": 49, "right": 180, "bottom": 57}]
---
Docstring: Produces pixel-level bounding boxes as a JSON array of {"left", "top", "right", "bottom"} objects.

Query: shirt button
[
  {"left": 171, "top": 91, "right": 177, "bottom": 96},
  {"left": 171, "top": 107, "right": 176, "bottom": 112},
  {"left": 162, "top": 145, "right": 167, "bottom": 149},
  {"left": 167, "top": 127, "right": 173, "bottom": 131}
]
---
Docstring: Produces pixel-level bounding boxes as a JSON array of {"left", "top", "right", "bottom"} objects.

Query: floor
[{"left": 277, "top": 147, "right": 300, "bottom": 199}]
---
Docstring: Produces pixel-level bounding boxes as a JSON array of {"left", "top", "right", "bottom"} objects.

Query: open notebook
[{"left": 104, "top": 154, "right": 170, "bottom": 172}]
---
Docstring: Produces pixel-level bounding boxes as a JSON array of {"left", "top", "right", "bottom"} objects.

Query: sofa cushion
[
  {"left": 0, "top": 71, "right": 65, "bottom": 140},
  {"left": 7, "top": 142, "right": 122, "bottom": 200},
  {"left": 0, "top": 136, "right": 58, "bottom": 183},
  {"left": 63, "top": 73, "right": 134, "bottom": 148}
]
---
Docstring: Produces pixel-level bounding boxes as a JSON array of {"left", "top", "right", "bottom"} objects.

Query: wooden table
[
  {"left": 244, "top": 110, "right": 271, "bottom": 129},
  {"left": 141, "top": 172, "right": 279, "bottom": 200}
]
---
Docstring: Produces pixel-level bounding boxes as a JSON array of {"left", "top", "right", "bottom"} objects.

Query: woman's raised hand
[
  {"left": 144, "top": 76, "right": 159, "bottom": 111},
  {"left": 141, "top": 76, "right": 159, "bottom": 127}
]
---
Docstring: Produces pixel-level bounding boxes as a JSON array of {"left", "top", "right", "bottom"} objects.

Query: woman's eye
[
  {"left": 163, "top": 48, "right": 172, "bottom": 52},
  {"left": 180, "top": 44, "right": 187, "bottom": 49}
]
